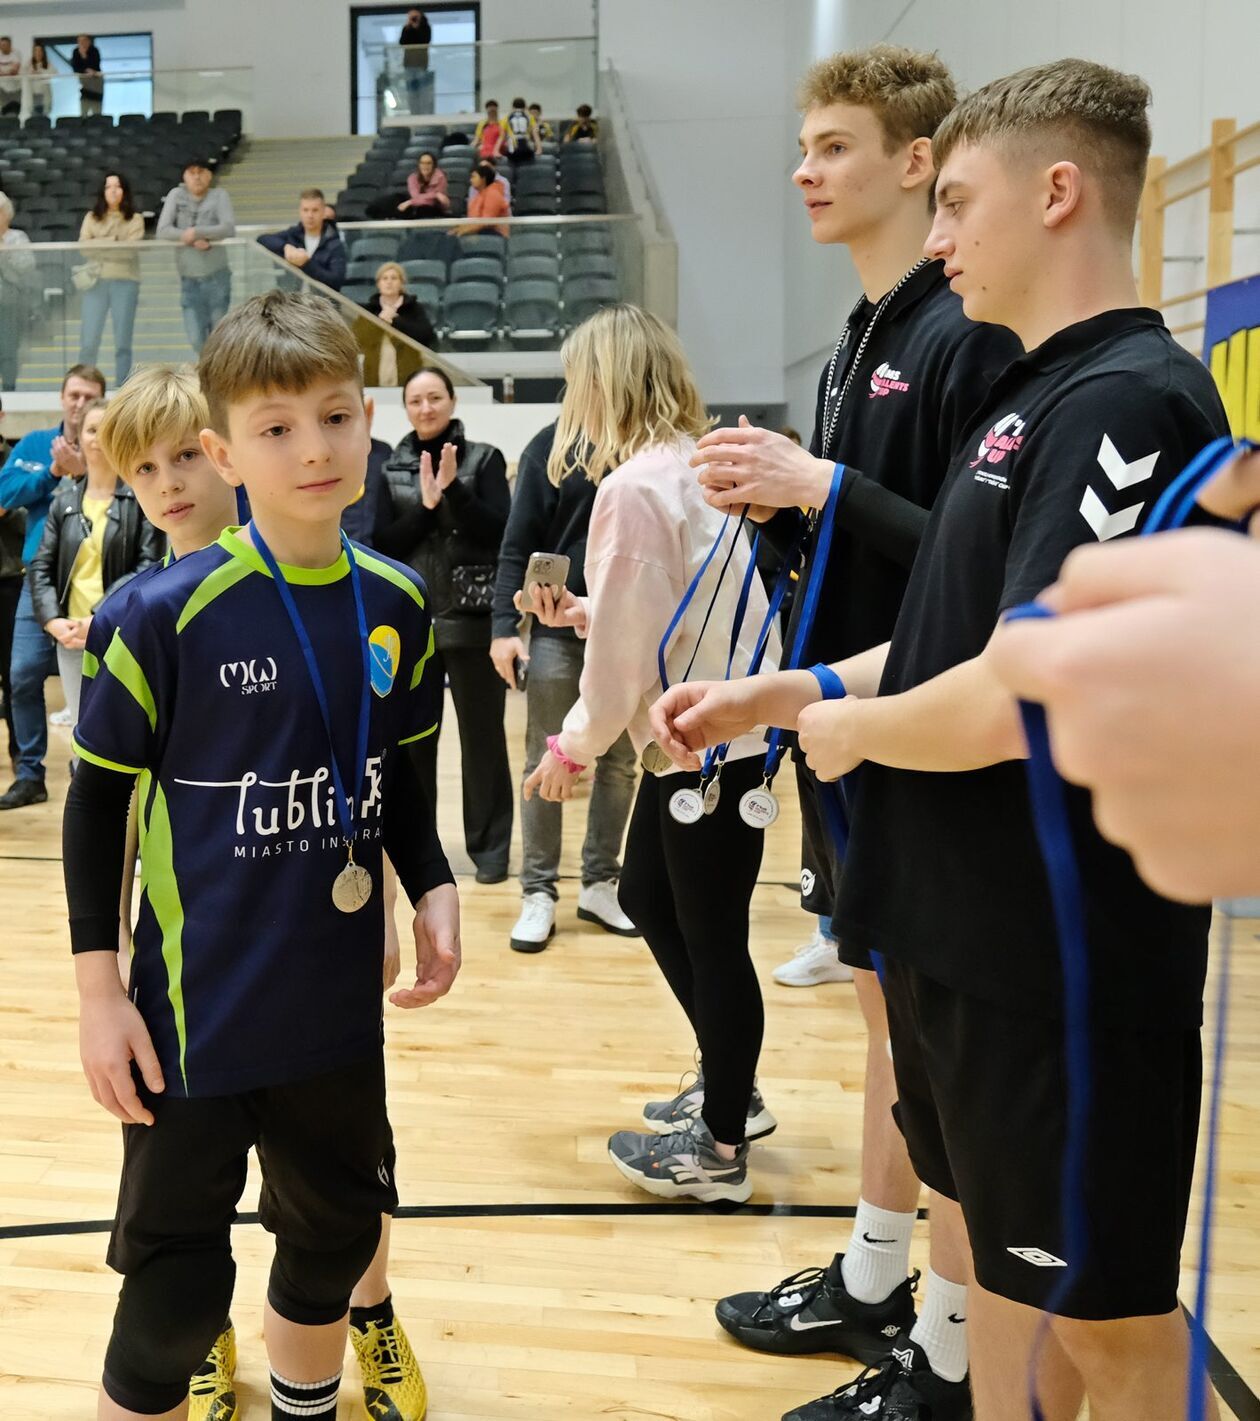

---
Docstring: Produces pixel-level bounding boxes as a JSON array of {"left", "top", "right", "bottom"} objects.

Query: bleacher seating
[{"left": 0, "top": 109, "right": 243, "bottom": 237}]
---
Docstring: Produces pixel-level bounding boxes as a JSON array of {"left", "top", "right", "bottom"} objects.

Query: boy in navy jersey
[
  {"left": 65, "top": 291, "right": 459, "bottom": 1421},
  {"left": 91, "top": 362, "right": 429, "bottom": 1421},
  {"left": 661, "top": 47, "right": 1017, "bottom": 1418},
  {"left": 661, "top": 60, "right": 1227, "bottom": 1420}
]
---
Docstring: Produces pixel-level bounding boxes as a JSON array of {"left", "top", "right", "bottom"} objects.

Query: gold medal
[
  {"left": 332, "top": 857, "right": 373, "bottom": 912},
  {"left": 640, "top": 740, "right": 674, "bottom": 775}
]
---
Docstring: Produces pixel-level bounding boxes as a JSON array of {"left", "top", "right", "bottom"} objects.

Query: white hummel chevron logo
[
  {"left": 1080, "top": 485, "right": 1144, "bottom": 541},
  {"left": 1096, "top": 434, "right": 1160, "bottom": 490},
  {"left": 1079, "top": 435, "right": 1159, "bottom": 540}
]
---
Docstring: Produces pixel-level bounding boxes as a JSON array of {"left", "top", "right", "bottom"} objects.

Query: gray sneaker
[
  {"left": 608, "top": 1118, "right": 752, "bottom": 1203},
  {"left": 643, "top": 1070, "right": 778, "bottom": 1141}
]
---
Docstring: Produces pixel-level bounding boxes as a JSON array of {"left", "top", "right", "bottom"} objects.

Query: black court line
[{"left": 1, "top": 1206, "right": 1255, "bottom": 1417}]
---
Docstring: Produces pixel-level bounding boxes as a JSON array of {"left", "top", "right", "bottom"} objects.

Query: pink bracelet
[{"left": 546, "top": 735, "right": 586, "bottom": 774}]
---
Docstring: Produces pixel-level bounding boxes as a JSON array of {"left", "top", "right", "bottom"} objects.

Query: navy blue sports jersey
[
  {"left": 74, "top": 529, "right": 440, "bottom": 1097},
  {"left": 80, "top": 552, "right": 174, "bottom": 719}
]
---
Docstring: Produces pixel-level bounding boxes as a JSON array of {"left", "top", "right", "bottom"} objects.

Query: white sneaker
[
  {"left": 510, "top": 891, "right": 556, "bottom": 954},
  {"left": 772, "top": 929, "right": 854, "bottom": 987},
  {"left": 49, "top": 707, "right": 73, "bottom": 727},
  {"left": 577, "top": 879, "right": 640, "bottom": 937}
]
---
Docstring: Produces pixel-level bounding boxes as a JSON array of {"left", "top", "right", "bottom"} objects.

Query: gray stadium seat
[
  {"left": 402, "top": 259, "right": 447, "bottom": 285},
  {"left": 507, "top": 254, "right": 561, "bottom": 283},
  {"left": 562, "top": 253, "right": 617, "bottom": 283},
  {"left": 457, "top": 233, "right": 507, "bottom": 263},
  {"left": 442, "top": 280, "right": 500, "bottom": 343},
  {"left": 347, "top": 234, "right": 402, "bottom": 262},
  {"left": 341, "top": 281, "right": 376, "bottom": 306},
  {"left": 564, "top": 275, "right": 619, "bottom": 325},
  {"left": 506, "top": 279, "right": 562, "bottom": 346},
  {"left": 450, "top": 256, "right": 505, "bottom": 287}
]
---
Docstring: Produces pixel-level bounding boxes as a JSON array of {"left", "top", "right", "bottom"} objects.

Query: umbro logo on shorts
[{"left": 1007, "top": 1246, "right": 1067, "bottom": 1267}]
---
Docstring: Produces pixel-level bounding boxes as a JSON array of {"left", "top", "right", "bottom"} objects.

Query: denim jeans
[
  {"left": 78, "top": 277, "right": 140, "bottom": 386},
  {"left": 521, "top": 634, "right": 637, "bottom": 898},
  {"left": 9, "top": 584, "right": 57, "bottom": 781},
  {"left": 180, "top": 269, "right": 232, "bottom": 353}
]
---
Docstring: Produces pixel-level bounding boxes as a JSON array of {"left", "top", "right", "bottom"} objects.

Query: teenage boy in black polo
[
  {"left": 671, "top": 46, "right": 1017, "bottom": 1418},
  {"left": 693, "top": 60, "right": 1225, "bottom": 1420}
]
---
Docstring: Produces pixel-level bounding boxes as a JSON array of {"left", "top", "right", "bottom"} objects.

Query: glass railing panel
[
  {"left": 0, "top": 237, "right": 479, "bottom": 393},
  {"left": 8, "top": 68, "right": 253, "bottom": 129}
]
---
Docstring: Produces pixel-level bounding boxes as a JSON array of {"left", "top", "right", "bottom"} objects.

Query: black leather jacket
[
  {"left": 29, "top": 477, "right": 163, "bottom": 627},
  {"left": 377, "top": 419, "right": 510, "bottom": 648}
]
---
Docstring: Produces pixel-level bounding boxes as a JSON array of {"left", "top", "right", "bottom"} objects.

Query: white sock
[
  {"left": 840, "top": 1198, "right": 916, "bottom": 1304},
  {"left": 909, "top": 1267, "right": 969, "bottom": 1382}
]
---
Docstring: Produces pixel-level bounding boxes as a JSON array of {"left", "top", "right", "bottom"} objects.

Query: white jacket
[{"left": 558, "top": 438, "right": 780, "bottom": 771}]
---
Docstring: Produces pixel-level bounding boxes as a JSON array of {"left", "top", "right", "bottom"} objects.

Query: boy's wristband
[
  {"left": 806, "top": 663, "right": 847, "bottom": 701},
  {"left": 546, "top": 735, "right": 586, "bottom": 774}
]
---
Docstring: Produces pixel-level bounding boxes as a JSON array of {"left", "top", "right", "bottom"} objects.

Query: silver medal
[
  {"left": 332, "top": 860, "right": 373, "bottom": 913},
  {"left": 640, "top": 740, "right": 674, "bottom": 776},
  {"left": 702, "top": 777, "right": 722, "bottom": 815},
  {"left": 738, "top": 786, "right": 780, "bottom": 829},
  {"left": 668, "top": 787, "right": 705, "bottom": 825}
]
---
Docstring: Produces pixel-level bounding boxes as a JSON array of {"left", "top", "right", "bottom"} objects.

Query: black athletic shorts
[
  {"left": 881, "top": 956, "right": 1201, "bottom": 1320},
  {"left": 109, "top": 1051, "right": 399, "bottom": 1281},
  {"left": 795, "top": 757, "right": 875, "bottom": 972}
]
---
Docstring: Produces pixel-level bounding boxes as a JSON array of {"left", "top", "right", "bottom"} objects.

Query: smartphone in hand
[{"left": 522, "top": 551, "right": 571, "bottom": 607}]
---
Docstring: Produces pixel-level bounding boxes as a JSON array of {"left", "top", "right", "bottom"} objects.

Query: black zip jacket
[
  {"left": 29, "top": 478, "right": 163, "bottom": 628},
  {"left": 377, "top": 418, "right": 510, "bottom": 649},
  {"left": 490, "top": 422, "right": 597, "bottom": 642}
]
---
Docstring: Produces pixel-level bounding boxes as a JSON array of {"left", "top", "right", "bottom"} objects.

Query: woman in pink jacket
[
  {"left": 521, "top": 304, "right": 781, "bottom": 1204},
  {"left": 368, "top": 151, "right": 450, "bottom": 221}
]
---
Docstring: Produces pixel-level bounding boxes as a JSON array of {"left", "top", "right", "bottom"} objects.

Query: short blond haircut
[
  {"left": 932, "top": 59, "right": 1152, "bottom": 231},
  {"left": 98, "top": 366, "right": 206, "bottom": 484},
  {"left": 198, "top": 289, "right": 362, "bottom": 434},
  {"left": 375, "top": 260, "right": 407, "bottom": 288},
  {"left": 547, "top": 304, "right": 713, "bottom": 485},
  {"left": 797, "top": 45, "right": 957, "bottom": 150}
]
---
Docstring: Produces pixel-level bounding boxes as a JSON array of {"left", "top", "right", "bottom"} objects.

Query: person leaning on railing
[
  {"left": 354, "top": 262, "right": 437, "bottom": 386},
  {"left": 25, "top": 43, "right": 51, "bottom": 117},
  {"left": 0, "top": 192, "right": 35, "bottom": 393}
]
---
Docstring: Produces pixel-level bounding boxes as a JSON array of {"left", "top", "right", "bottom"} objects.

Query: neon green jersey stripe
[
  {"left": 176, "top": 556, "right": 254, "bottom": 634},
  {"left": 399, "top": 722, "right": 439, "bottom": 746},
  {"left": 82, "top": 649, "right": 100, "bottom": 679},
  {"left": 72, "top": 738, "right": 143, "bottom": 775},
  {"left": 354, "top": 547, "right": 427, "bottom": 610},
  {"left": 142, "top": 782, "right": 190, "bottom": 1093},
  {"left": 409, "top": 622, "right": 436, "bottom": 690},
  {"left": 103, "top": 631, "right": 158, "bottom": 732}
]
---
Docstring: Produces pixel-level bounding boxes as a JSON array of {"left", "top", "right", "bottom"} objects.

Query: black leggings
[{"left": 618, "top": 754, "right": 766, "bottom": 1145}]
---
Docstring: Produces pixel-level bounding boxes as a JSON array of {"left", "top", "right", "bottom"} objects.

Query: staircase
[{"left": 221, "top": 136, "right": 376, "bottom": 225}]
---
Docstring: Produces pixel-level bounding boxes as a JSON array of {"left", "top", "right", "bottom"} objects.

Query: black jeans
[
  {"left": 413, "top": 640, "right": 513, "bottom": 872},
  {"left": 0, "top": 574, "right": 22, "bottom": 763},
  {"left": 618, "top": 755, "right": 766, "bottom": 1145}
]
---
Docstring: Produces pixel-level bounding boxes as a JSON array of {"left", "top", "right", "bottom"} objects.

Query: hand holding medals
[{"left": 691, "top": 414, "right": 834, "bottom": 516}]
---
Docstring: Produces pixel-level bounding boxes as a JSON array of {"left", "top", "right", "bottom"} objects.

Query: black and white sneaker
[
  {"left": 782, "top": 1334, "right": 972, "bottom": 1420},
  {"left": 716, "top": 1255, "right": 917, "bottom": 1364}
]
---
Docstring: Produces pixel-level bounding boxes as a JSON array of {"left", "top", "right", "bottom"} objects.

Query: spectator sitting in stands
[
  {"left": 366, "top": 151, "right": 450, "bottom": 221},
  {"left": 455, "top": 163, "right": 510, "bottom": 238},
  {"left": 257, "top": 188, "right": 347, "bottom": 292},
  {"left": 0, "top": 38, "right": 22, "bottom": 117},
  {"left": 71, "top": 34, "right": 104, "bottom": 117},
  {"left": 474, "top": 99, "right": 506, "bottom": 160},
  {"left": 484, "top": 152, "right": 512, "bottom": 203},
  {"left": 529, "top": 104, "right": 554, "bottom": 143},
  {"left": 354, "top": 262, "right": 437, "bottom": 386},
  {"left": 504, "top": 97, "right": 540, "bottom": 167},
  {"left": 564, "top": 104, "right": 599, "bottom": 144},
  {"left": 26, "top": 43, "right": 51, "bottom": 117}
]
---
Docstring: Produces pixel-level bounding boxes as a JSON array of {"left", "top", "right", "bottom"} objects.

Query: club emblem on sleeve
[
  {"left": 1079, "top": 434, "right": 1159, "bottom": 540},
  {"left": 369, "top": 625, "right": 401, "bottom": 697}
]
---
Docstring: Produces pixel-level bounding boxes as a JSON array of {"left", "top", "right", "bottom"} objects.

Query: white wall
[{"left": 0, "top": 0, "right": 595, "bottom": 138}]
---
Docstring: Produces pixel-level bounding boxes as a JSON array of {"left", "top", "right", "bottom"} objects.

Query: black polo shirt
[
  {"left": 835, "top": 307, "right": 1230, "bottom": 1027},
  {"left": 780, "top": 260, "right": 1020, "bottom": 665}
]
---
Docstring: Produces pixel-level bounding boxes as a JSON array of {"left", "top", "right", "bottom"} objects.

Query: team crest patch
[{"left": 369, "top": 626, "right": 401, "bottom": 697}]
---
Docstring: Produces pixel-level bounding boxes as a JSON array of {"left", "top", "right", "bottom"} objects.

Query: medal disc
[
  {"left": 668, "top": 788, "right": 704, "bottom": 825},
  {"left": 640, "top": 741, "right": 674, "bottom": 776},
  {"left": 702, "top": 778, "right": 722, "bottom": 815},
  {"left": 332, "top": 861, "right": 373, "bottom": 912},
  {"left": 738, "top": 786, "right": 780, "bottom": 829}
]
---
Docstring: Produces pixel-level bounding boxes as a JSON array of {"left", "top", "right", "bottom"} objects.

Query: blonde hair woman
[
  {"left": 354, "top": 261, "right": 436, "bottom": 387},
  {"left": 521, "top": 304, "right": 781, "bottom": 1203}
]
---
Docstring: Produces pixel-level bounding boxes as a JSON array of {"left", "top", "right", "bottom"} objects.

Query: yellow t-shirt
[{"left": 68, "top": 495, "right": 110, "bottom": 620}]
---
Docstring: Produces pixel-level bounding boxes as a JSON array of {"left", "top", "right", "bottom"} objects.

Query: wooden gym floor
[{"left": 0, "top": 689, "right": 1256, "bottom": 1419}]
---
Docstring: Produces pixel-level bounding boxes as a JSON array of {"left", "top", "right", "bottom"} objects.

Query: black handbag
[{"left": 450, "top": 563, "right": 496, "bottom": 613}]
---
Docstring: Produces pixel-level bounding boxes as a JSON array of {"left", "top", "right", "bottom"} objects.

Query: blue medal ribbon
[
  {"left": 657, "top": 509, "right": 749, "bottom": 695},
  {"left": 759, "top": 465, "right": 846, "bottom": 786},
  {"left": 249, "top": 526, "right": 372, "bottom": 847},
  {"left": 1007, "top": 434, "right": 1252, "bottom": 1421}
]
